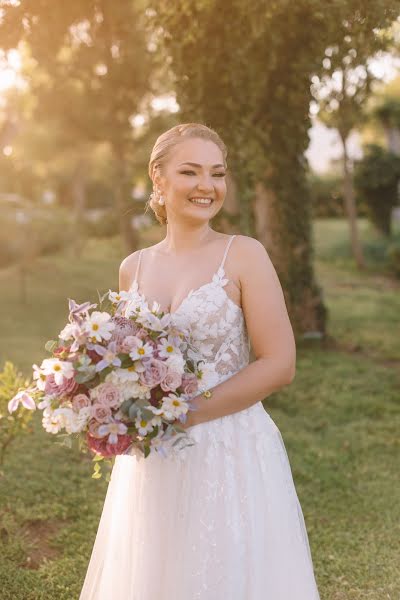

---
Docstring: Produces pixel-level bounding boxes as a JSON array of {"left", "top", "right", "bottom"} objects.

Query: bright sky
[{"left": 0, "top": 49, "right": 22, "bottom": 95}]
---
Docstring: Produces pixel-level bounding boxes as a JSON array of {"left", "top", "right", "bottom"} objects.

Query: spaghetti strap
[
  {"left": 219, "top": 234, "right": 236, "bottom": 270},
  {"left": 134, "top": 249, "right": 143, "bottom": 283}
]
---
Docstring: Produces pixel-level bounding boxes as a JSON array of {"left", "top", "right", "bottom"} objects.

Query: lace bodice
[{"left": 124, "top": 235, "right": 251, "bottom": 387}]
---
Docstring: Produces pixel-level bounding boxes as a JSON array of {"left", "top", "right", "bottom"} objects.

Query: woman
[{"left": 79, "top": 123, "right": 321, "bottom": 599}]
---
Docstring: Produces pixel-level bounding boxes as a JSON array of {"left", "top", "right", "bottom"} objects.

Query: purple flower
[
  {"left": 8, "top": 391, "right": 36, "bottom": 414},
  {"left": 93, "top": 341, "right": 122, "bottom": 372},
  {"left": 97, "top": 418, "right": 128, "bottom": 444},
  {"left": 68, "top": 298, "right": 97, "bottom": 325}
]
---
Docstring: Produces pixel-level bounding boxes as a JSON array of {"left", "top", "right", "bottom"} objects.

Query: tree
[
  {"left": 310, "top": 10, "right": 400, "bottom": 268},
  {"left": 354, "top": 143, "right": 400, "bottom": 236},
  {"left": 0, "top": 0, "right": 155, "bottom": 251}
]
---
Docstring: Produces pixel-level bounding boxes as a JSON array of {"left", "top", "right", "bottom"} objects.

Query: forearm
[{"left": 188, "top": 357, "right": 295, "bottom": 426}]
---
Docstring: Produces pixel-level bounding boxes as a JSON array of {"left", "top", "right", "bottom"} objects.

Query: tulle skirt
[{"left": 79, "top": 401, "right": 321, "bottom": 600}]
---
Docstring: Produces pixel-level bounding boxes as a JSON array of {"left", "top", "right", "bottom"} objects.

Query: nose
[{"left": 196, "top": 173, "right": 214, "bottom": 192}]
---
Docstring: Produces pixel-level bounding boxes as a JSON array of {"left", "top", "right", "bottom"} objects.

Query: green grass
[{"left": 0, "top": 218, "right": 399, "bottom": 599}]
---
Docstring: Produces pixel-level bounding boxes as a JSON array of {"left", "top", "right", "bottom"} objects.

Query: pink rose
[
  {"left": 95, "top": 382, "right": 121, "bottom": 408},
  {"left": 86, "top": 432, "right": 132, "bottom": 457},
  {"left": 44, "top": 373, "right": 79, "bottom": 397},
  {"left": 91, "top": 404, "right": 112, "bottom": 423},
  {"left": 160, "top": 370, "right": 182, "bottom": 392},
  {"left": 72, "top": 393, "right": 91, "bottom": 412},
  {"left": 181, "top": 373, "right": 199, "bottom": 396},
  {"left": 139, "top": 358, "right": 168, "bottom": 387}
]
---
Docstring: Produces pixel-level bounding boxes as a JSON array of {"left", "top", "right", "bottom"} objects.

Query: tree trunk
[
  {"left": 339, "top": 132, "right": 365, "bottom": 269},
  {"left": 253, "top": 173, "right": 327, "bottom": 339}
]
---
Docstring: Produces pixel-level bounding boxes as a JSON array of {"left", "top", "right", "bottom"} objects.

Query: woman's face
[{"left": 155, "top": 137, "right": 227, "bottom": 223}]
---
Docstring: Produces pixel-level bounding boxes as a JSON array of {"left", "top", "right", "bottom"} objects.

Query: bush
[
  {"left": 83, "top": 209, "right": 120, "bottom": 238},
  {"left": 354, "top": 144, "right": 400, "bottom": 236},
  {"left": 308, "top": 172, "right": 344, "bottom": 217},
  {"left": 0, "top": 204, "right": 75, "bottom": 268},
  {"left": 0, "top": 362, "right": 34, "bottom": 465},
  {"left": 386, "top": 241, "right": 400, "bottom": 278}
]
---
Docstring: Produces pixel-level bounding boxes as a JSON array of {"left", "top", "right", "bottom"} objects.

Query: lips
[{"left": 189, "top": 197, "right": 214, "bottom": 205}]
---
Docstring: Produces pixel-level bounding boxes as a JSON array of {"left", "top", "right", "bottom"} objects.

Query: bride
[{"left": 79, "top": 123, "right": 321, "bottom": 599}]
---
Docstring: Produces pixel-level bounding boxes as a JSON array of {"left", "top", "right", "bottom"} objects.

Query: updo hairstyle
[{"left": 145, "top": 123, "right": 228, "bottom": 225}]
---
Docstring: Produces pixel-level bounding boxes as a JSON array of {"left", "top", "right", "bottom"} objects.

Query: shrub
[
  {"left": 0, "top": 362, "right": 35, "bottom": 465},
  {"left": 354, "top": 144, "right": 400, "bottom": 236},
  {"left": 0, "top": 204, "right": 74, "bottom": 268},
  {"left": 386, "top": 241, "right": 400, "bottom": 278}
]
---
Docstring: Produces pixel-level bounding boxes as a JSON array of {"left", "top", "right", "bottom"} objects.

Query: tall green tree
[
  {"left": 0, "top": 0, "right": 154, "bottom": 250},
  {"left": 311, "top": 11, "right": 399, "bottom": 268}
]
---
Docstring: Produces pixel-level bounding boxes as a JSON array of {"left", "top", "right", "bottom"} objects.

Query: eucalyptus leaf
[{"left": 45, "top": 340, "right": 58, "bottom": 353}]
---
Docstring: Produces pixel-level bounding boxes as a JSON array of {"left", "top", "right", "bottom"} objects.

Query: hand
[{"left": 171, "top": 406, "right": 200, "bottom": 430}]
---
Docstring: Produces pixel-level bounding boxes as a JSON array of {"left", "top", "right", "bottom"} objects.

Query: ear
[{"left": 153, "top": 169, "right": 165, "bottom": 194}]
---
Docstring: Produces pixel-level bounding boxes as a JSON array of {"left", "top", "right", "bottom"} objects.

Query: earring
[{"left": 158, "top": 195, "right": 165, "bottom": 206}]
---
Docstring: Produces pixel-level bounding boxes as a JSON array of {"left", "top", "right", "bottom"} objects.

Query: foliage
[
  {"left": 308, "top": 172, "right": 345, "bottom": 218},
  {"left": 0, "top": 203, "right": 74, "bottom": 268},
  {"left": 386, "top": 240, "right": 400, "bottom": 277},
  {"left": 0, "top": 0, "right": 156, "bottom": 250},
  {"left": 310, "top": 6, "right": 400, "bottom": 268},
  {"left": 354, "top": 143, "right": 400, "bottom": 235},
  {"left": 373, "top": 96, "right": 400, "bottom": 130},
  {"left": 83, "top": 210, "right": 120, "bottom": 239},
  {"left": 0, "top": 361, "right": 34, "bottom": 466}
]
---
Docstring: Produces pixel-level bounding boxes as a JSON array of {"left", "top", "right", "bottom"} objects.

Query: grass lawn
[{"left": 0, "top": 218, "right": 399, "bottom": 599}]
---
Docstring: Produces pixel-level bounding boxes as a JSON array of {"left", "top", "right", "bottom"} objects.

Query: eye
[{"left": 180, "top": 170, "right": 226, "bottom": 177}]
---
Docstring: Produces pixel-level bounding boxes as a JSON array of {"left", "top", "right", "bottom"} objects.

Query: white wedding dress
[{"left": 79, "top": 235, "right": 321, "bottom": 600}]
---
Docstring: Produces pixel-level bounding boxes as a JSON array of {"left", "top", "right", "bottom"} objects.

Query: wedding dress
[{"left": 79, "top": 234, "right": 321, "bottom": 600}]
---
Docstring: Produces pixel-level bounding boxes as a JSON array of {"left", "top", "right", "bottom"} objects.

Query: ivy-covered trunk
[{"left": 254, "top": 169, "right": 327, "bottom": 337}]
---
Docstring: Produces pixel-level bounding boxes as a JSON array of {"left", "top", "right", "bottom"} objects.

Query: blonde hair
[{"left": 145, "top": 123, "right": 228, "bottom": 225}]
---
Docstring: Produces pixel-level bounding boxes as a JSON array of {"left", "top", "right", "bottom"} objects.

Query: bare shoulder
[
  {"left": 231, "top": 234, "right": 278, "bottom": 285},
  {"left": 119, "top": 249, "right": 142, "bottom": 292}
]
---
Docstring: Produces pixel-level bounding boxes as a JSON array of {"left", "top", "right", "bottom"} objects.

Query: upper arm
[
  {"left": 237, "top": 236, "right": 296, "bottom": 380},
  {"left": 119, "top": 251, "right": 140, "bottom": 292}
]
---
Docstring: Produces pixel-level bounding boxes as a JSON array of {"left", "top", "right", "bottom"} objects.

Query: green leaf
[
  {"left": 92, "top": 454, "right": 104, "bottom": 462},
  {"left": 45, "top": 340, "right": 58, "bottom": 353}
]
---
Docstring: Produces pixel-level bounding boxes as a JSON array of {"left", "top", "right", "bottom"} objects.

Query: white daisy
[
  {"left": 157, "top": 336, "right": 180, "bottom": 359},
  {"left": 135, "top": 412, "right": 155, "bottom": 436},
  {"left": 40, "top": 358, "right": 75, "bottom": 385},
  {"left": 128, "top": 340, "right": 154, "bottom": 361},
  {"left": 84, "top": 311, "right": 115, "bottom": 342},
  {"left": 161, "top": 393, "right": 189, "bottom": 420}
]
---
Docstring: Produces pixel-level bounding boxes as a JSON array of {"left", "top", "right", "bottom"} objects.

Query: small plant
[{"left": 0, "top": 361, "right": 35, "bottom": 466}]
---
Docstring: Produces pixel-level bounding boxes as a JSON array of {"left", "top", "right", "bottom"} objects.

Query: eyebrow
[{"left": 178, "top": 162, "right": 226, "bottom": 169}]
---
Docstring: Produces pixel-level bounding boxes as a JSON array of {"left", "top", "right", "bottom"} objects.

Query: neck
[{"left": 160, "top": 222, "right": 216, "bottom": 254}]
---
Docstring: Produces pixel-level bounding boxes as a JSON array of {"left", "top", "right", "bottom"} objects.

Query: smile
[{"left": 189, "top": 197, "right": 214, "bottom": 205}]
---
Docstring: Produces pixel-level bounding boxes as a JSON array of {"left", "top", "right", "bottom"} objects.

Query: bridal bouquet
[{"left": 8, "top": 290, "right": 212, "bottom": 474}]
